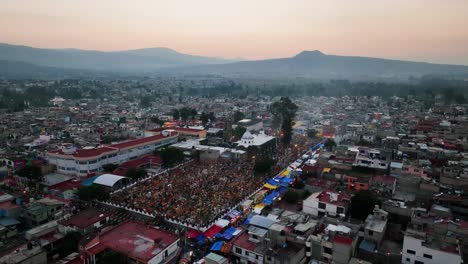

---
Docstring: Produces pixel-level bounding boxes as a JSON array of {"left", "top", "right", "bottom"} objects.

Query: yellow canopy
[
  {"left": 263, "top": 183, "right": 278, "bottom": 189},
  {"left": 280, "top": 170, "right": 290, "bottom": 176},
  {"left": 323, "top": 167, "right": 331, "bottom": 173}
]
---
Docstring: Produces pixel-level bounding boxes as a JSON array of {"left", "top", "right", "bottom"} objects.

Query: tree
[
  {"left": 140, "top": 97, "right": 151, "bottom": 108},
  {"left": 324, "top": 139, "right": 336, "bottom": 151},
  {"left": 172, "top": 109, "right": 180, "bottom": 120},
  {"left": 233, "top": 111, "right": 245, "bottom": 123},
  {"left": 232, "top": 126, "right": 247, "bottom": 139},
  {"left": 58, "top": 231, "right": 82, "bottom": 258},
  {"left": 200, "top": 112, "right": 210, "bottom": 124},
  {"left": 307, "top": 129, "right": 319, "bottom": 139},
  {"left": 190, "top": 108, "right": 198, "bottom": 120},
  {"left": 270, "top": 97, "right": 298, "bottom": 145},
  {"left": 283, "top": 189, "right": 300, "bottom": 204},
  {"left": 102, "top": 164, "right": 119, "bottom": 173},
  {"left": 155, "top": 147, "right": 185, "bottom": 168},
  {"left": 125, "top": 167, "right": 147, "bottom": 180},
  {"left": 179, "top": 107, "right": 191, "bottom": 122},
  {"left": 76, "top": 185, "right": 109, "bottom": 201},
  {"left": 150, "top": 116, "right": 165, "bottom": 126},
  {"left": 350, "top": 190, "right": 380, "bottom": 220},
  {"left": 17, "top": 165, "right": 43, "bottom": 182}
]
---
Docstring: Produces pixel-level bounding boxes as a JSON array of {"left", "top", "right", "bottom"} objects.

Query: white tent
[{"left": 93, "top": 174, "right": 128, "bottom": 187}]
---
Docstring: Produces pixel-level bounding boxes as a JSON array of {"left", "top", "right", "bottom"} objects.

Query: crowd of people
[{"left": 111, "top": 159, "right": 269, "bottom": 227}]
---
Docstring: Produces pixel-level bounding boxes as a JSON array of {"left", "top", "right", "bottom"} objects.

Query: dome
[{"left": 241, "top": 131, "right": 254, "bottom": 140}]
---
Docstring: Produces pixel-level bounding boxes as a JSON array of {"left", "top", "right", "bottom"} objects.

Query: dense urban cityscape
[{"left": 2, "top": 1, "right": 468, "bottom": 264}]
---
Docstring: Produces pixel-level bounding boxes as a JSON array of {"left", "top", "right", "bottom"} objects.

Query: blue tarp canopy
[
  {"left": 359, "top": 240, "right": 376, "bottom": 253},
  {"left": 278, "top": 186, "right": 288, "bottom": 194},
  {"left": 196, "top": 234, "right": 206, "bottom": 245},
  {"left": 267, "top": 179, "right": 279, "bottom": 186},
  {"left": 244, "top": 215, "right": 254, "bottom": 225},
  {"left": 222, "top": 227, "right": 237, "bottom": 240},
  {"left": 274, "top": 176, "right": 284, "bottom": 181},
  {"left": 211, "top": 241, "right": 224, "bottom": 251},
  {"left": 263, "top": 191, "right": 280, "bottom": 205}
]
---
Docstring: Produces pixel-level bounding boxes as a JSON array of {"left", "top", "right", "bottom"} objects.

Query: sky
[{"left": 1, "top": 0, "right": 468, "bottom": 65}]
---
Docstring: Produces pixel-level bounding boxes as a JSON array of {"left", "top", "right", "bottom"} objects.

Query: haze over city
[
  {"left": 1, "top": 1, "right": 468, "bottom": 264},
  {"left": 2, "top": 0, "right": 468, "bottom": 64}
]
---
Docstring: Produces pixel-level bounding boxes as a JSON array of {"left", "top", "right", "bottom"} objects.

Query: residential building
[
  {"left": 302, "top": 191, "right": 351, "bottom": 218},
  {"left": 82, "top": 221, "right": 181, "bottom": 264}
]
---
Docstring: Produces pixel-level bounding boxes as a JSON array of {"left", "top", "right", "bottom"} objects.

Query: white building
[
  {"left": 353, "top": 148, "right": 388, "bottom": 170},
  {"left": 402, "top": 235, "right": 463, "bottom": 264},
  {"left": 302, "top": 191, "right": 351, "bottom": 218},
  {"left": 47, "top": 132, "right": 178, "bottom": 177}
]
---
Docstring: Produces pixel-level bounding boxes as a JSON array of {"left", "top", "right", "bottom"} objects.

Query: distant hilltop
[{"left": 1, "top": 42, "right": 468, "bottom": 80}]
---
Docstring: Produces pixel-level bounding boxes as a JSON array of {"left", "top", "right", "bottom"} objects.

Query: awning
[
  {"left": 279, "top": 170, "right": 290, "bottom": 176},
  {"left": 215, "top": 219, "right": 230, "bottom": 228},
  {"left": 253, "top": 204, "right": 265, "bottom": 214},
  {"left": 204, "top": 225, "right": 223, "bottom": 238},
  {"left": 323, "top": 168, "right": 331, "bottom": 173},
  {"left": 222, "top": 227, "right": 238, "bottom": 240},
  {"left": 263, "top": 183, "right": 278, "bottom": 189},
  {"left": 267, "top": 179, "right": 279, "bottom": 186},
  {"left": 196, "top": 234, "right": 206, "bottom": 245},
  {"left": 186, "top": 229, "right": 200, "bottom": 239},
  {"left": 263, "top": 191, "right": 280, "bottom": 205},
  {"left": 210, "top": 241, "right": 224, "bottom": 251}
]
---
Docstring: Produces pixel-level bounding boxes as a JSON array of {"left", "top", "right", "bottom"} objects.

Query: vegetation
[
  {"left": 283, "top": 189, "right": 301, "bottom": 204},
  {"left": 76, "top": 185, "right": 110, "bottom": 201},
  {"left": 199, "top": 112, "right": 215, "bottom": 124},
  {"left": 307, "top": 129, "right": 319, "bottom": 139},
  {"left": 58, "top": 231, "right": 82, "bottom": 258},
  {"left": 155, "top": 147, "right": 185, "bottom": 168},
  {"left": 172, "top": 109, "right": 180, "bottom": 120},
  {"left": 125, "top": 167, "right": 147, "bottom": 180},
  {"left": 102, "top": 164, "right": 119, "bottom": 173},
  {"left": 17, "top": 165, "right": 43, "bottom": 182},
  {"left": 324, "top": 139, "right": 336, "bottom": 151},
  {"left": 233, "top": 111, "right": 245, "bottom": 122},
  {"left": 270, "top": 97, "right": 298, "bottom": 145},
  {"left": 232, "top": 126, "right": 247, "bottom": 139},
  {"left": 350, "top": 190, "right": 380, "bottom": 220}
]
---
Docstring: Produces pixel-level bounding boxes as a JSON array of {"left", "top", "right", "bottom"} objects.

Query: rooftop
[
  {"left": 59, "top": 208, "right": 110, "bottom": 229},
  {"left": 85, "top": 221, "right": 178, "bottom": 262}
]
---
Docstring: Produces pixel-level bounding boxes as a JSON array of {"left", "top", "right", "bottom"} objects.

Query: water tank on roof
[
  {"left": 61, "top": 143, "right": 76, "bottom": 154},
  {"left": 162, "top": 129, "right": 175, "bottom": 137}
]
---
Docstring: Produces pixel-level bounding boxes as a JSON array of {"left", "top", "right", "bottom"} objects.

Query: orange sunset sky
[{"left": 1, "top": 0, "right": 468, "bottom": 64}]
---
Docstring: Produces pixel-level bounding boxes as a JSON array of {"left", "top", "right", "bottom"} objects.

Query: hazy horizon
[{"left": 2, "top": 0, "right": 468, "bottom": 65}]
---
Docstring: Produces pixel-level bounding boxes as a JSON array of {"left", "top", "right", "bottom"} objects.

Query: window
[
  {"left": 337, "top": 207, "right": 344, "bottom": 214},
  {"left": 368, "top": 230, "right": 374, "bottom": 236},
  {"left": 323, "top": 247, "right": 332, "bottom": 254},
  {"left": 245, "top": 251, "right": 249, "bottom": 256},
  {"left": 415, "top": 261, "right": 424, "bottom": 264},
  {"left": 319, "top": 202, "right": 326, "bottom": 209},
  {"left": 423, "top": 254, "right": 432, "bottom": 259},
  {"left": 235, "top": 247, "right": 242, "bottom": 254},
  {"left": 406, "top": 258, "right": 410, "bottom": 262},
  {"left": 406, "top": 249, "right": 416, "bottom": 255}
]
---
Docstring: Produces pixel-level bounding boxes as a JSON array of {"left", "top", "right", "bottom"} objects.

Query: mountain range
[{"left": 1, "top": 43, "right": 468, "bottom": 80}]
